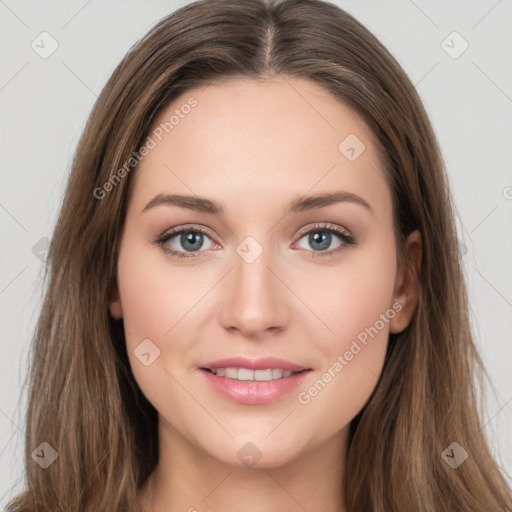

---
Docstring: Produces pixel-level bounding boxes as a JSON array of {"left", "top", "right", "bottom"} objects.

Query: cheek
[
  {"left": 117, "top": 253, "right": 171, "bottom": 345},
  {"left": 293, "top": 238, "right": 396, "bottom": 431},
  {"left": 117, "top": 240, "right": 207, "bottom": 342},
  {"left": 116, "top": 243, "right": 205, "bottom": 396},
  {"left": 296, "top": 234, "right": 397, "bottom": 349}
]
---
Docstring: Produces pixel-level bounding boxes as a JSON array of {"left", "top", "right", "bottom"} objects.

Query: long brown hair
[{"left": 7, "top": 0, "right": 512, "bottom": 510}]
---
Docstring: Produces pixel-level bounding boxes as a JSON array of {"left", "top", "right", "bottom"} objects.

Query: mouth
[
  {"left": 199, "top": 366, "right": 312, "bottom": 404},
  {"left": 200, "top": 367, "right": 309, "bottom": 381}
]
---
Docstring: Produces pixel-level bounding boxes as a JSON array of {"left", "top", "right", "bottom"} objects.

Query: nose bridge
[
  {"left": 235, "top": 237, "right": 273, "bottom": 298},
  {"left": 219, "top": 233, "right": 288, "bottom": 336}
]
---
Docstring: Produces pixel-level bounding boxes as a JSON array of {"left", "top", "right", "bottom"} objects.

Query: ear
[
  {"left": 108, "top": 282, "right": 123, "bottom": 319},
  {"left": 389, "top": 229, "right": 422, "bottom": 334}
]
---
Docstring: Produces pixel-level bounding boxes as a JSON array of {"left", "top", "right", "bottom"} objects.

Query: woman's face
[{"left": 109, "top": 76, "right": 420, "bottom": 468}]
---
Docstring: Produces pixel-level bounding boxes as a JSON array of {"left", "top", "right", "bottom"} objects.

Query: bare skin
[{"left": 108, "top": 75, "right": 422, "bottom": 512}]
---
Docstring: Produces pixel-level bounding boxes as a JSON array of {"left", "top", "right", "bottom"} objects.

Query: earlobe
[
  {"left": 108, "top": 283, "right": 123, "bottom": 319},
  {"left": 389, "top": 229, "right": 422, "bottom": 334}
]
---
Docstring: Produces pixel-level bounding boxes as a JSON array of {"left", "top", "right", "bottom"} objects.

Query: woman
[{"left": 7, "top": 0, "right": 512, "bottom": 510}]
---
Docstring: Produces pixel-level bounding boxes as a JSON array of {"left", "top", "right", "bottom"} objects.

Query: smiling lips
[{"left": 199, "top": 356, "right": 312, "bottom": 404}]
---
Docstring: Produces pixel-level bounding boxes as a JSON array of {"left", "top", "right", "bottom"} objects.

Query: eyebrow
[{"left": 141, "top": 190, "right": 373, "bottom": 216}]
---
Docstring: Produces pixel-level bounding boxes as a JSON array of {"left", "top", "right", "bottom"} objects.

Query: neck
[{"left": 137, "top": 417, "right": 348, "bottom": 512}]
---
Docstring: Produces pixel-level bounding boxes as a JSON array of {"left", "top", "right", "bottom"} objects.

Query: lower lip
[{"left": 200, "top": 368, "right": 311, "bottom": 405}]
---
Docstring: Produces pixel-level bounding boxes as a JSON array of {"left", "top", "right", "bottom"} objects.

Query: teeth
[
  {"left": 255, "top": 369, "right": 273, "bottom": 381},
  {"left": 210, "top": 367, "right": 296, "bottom": 381},
  {"left": 225, "top": 367, "right": 238, "bottom": 379},
  {"left": 237, "top": 368, "right": 254, "bottom": 381}
]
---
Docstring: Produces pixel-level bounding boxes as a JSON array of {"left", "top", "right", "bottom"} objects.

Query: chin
[{"left": 205, "top": 436, "right": 308, "bottom": 470}]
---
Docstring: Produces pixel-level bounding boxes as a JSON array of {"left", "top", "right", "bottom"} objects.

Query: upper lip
[{"left": 200, "top": 357, "right": 310, "bottom": 372}]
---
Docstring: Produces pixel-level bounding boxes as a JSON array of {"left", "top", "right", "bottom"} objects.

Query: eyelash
[{"left": 153, "top": 222, "right": 357, "bottom": 260}]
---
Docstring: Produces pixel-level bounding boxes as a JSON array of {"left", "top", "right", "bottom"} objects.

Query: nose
[{"left": 219, "top": 242, "right": 289, "bottom": 339}]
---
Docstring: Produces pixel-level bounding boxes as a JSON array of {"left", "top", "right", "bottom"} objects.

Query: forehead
[{"left": 128, "top": 76, "right": 391, "bottom": 220}]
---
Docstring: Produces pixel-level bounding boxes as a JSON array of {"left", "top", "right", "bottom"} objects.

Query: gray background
[{"left": 1, "top": 0, "right": 511, "bottom": 505}]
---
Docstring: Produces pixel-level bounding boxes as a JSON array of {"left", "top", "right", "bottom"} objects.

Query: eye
[
  {"left": 154, "top": 222, "right": 356, "bottom": 260},
  {"left": 293, "top": 222, "right": 356, "bottom": 258},
  {"left": 154, "top": 225, "right": 218, "bottom": 259}
]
